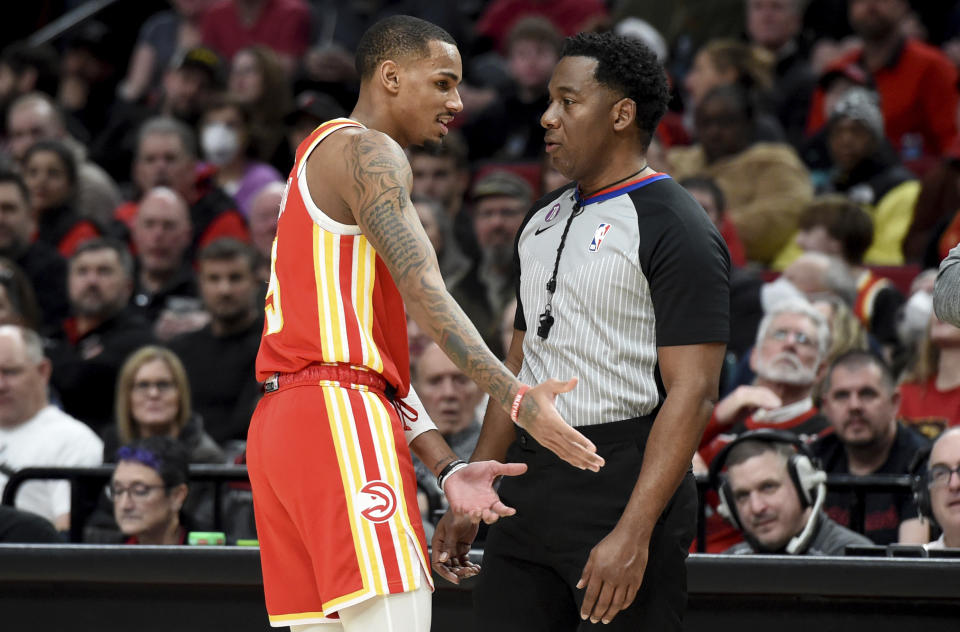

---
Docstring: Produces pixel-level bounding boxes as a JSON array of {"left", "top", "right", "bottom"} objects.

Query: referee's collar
[{"left": 575, "top": 172, "right": 671, "bottom": 206}]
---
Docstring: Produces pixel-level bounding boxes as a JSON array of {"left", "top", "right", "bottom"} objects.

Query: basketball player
[{"left": 246, "top": 16, "right": 604, "bottom": 632}]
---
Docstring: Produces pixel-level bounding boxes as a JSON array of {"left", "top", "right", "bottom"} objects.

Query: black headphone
[
  {"left": 708, "top": 429, "right": 827, "bottom": 554},
  {"left": 909, "top": 446, "right": 933, "bottom": 521}
]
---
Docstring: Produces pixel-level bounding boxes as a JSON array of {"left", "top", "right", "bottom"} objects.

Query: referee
[{"left": 432, "top": 32, "right": 730, "bottom": 630}]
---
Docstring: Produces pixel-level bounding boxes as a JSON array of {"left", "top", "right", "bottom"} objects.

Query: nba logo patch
[{"left": 588, "top": 223, "right": 612, "bottom": 252}]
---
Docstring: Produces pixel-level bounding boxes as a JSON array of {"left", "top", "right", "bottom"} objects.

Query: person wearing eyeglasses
[
  {"left": 90, "top": 345, "right": 224, "bottom": 538},
  {"left": 103, "top": 345, "right": 224, "bottom": 467},
  {"left": 924, "top": 427, "right": 960, "bottom": 549},
  {"left": 108, "top": 436, "right": 190, "bottom": 545},
  {"left": 696, "top": 297, "right": 833, "bottom": 552}
]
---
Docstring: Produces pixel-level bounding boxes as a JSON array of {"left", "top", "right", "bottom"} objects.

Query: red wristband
[{"left": 510, "top": 385, "right": 531, "bottom": 423}]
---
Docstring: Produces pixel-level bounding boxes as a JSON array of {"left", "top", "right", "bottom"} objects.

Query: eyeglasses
[
  {"left": 928, "top": 464, "right": 960, "bottom": 488},
  {"left": 105, "top": 482, "right": 166, "bottom": 500},
  {"left": 768, "top": 328, "right": 816, "bottom": 348},
  {"left": 132, "top": 379, "right": 176, "bottom": 395}
]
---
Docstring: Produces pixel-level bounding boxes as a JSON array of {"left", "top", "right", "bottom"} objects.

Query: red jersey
[
  {"left": 255, "top": 119, "right": 410, "bottom": 396},
  {"left": 898, "top": 378, "right": 960, "bottom": 439}
]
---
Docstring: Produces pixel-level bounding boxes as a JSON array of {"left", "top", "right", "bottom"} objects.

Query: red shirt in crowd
[
  {"left": 898, "top": 377, "right": 960, "bottom": 439},
  {"left": 200, "top": 0, "right": 311, "bottom": 61},
  {"left": 475, "top": 0, "right": 608, "bottom": 52},
  {"left": 806, "top": 38, "right": 958, "bottom": 165}
]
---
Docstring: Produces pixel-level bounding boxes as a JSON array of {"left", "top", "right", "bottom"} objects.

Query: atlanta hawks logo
[{"left": 358, "top": 480, "right": 397, "bottom": 523}]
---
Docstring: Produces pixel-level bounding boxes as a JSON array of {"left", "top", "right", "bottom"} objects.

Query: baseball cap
[
  {"left": 471, "top": 170, "right": 533, "bottom": 204},
  {"left": 171, "top": 46, "right": 223, "bottom": 87}
]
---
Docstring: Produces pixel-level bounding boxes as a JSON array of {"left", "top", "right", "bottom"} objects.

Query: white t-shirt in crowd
[{"left": 0, "top": 406, "right": 103, "bottom": 524}]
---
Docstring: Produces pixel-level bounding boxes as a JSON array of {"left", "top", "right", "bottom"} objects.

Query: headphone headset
[
  {"left": 909, "top": 446, "right": 933, "bottom": 522},
  {"left": 708, "top": 429, "right": 827, "bottom": 554}
]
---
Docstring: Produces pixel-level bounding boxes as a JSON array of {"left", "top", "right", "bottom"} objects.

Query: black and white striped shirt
[{"left": 514, "top": 173, "right": 730, "bottom": 427}]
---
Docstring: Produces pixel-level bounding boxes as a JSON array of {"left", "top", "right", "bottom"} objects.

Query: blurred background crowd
[{"left": 1, "top": 0, "right": 960, "bottom": 553}]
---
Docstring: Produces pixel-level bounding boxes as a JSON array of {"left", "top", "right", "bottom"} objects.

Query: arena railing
[{"left": 2, "top": 467, "right": 916, "bottom": 547}]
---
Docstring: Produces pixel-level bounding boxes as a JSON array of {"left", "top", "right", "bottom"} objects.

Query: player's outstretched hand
[
  {"left": 443, "top": 460, "right": 527, "bottom": 523},
  {"left": 431, "top": 510, "right": 480, "bottom": 585},
  {"left": 514, "top": 378, "right": 605, "bottom": 472}
]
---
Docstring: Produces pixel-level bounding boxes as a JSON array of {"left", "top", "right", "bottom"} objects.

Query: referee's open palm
[{"left": 516, "top": 377, "right": 605, "bottom": 472}]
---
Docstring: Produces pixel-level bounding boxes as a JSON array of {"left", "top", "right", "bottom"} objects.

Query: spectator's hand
[
  {"left": 578, "top": 525, "right": 650, "bottom": 625},
  {"left": 443, "top": 460, "right": 527, "bottom": 523},
  {"left": 516, "top": 378, "right": 605, "bottom": 472},
  {"left": 153, "top": 309, "right": 210, "bottom": 341},
  {"left": 431, "top": 510, "right": 480, "bottom": 584},
  {"left": 713, "top": 385, "right": 782, "bottom": 427}
]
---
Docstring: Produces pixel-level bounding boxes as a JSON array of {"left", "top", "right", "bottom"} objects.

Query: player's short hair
[
  {"left": 560, "top": 32, "right": 669, "bottom": 148},
  {"left": 355, "top": 15, "right": 456, "bottom": 80}
]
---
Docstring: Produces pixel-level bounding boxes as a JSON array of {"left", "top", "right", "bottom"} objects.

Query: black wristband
[{"left": 436, "top": 459, "right": 467, "bottom": 491}]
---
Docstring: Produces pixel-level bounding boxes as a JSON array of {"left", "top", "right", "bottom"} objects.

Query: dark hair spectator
[
  {"left": 108, "top": 436, "right": 192, "bottom": 545},
  {"left": 227, "top": 45, "right": 293, "bottom": 172},
  {"left": 669, "top": 84, "right": 812, "bottom": 264},
  {"left": 22, "top": 139, "right": 102, "bottom": 258}
]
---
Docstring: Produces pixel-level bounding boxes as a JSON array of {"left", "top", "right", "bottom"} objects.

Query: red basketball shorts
[{"left": 247, "top": 382, "right": 432, "bottom": 627}]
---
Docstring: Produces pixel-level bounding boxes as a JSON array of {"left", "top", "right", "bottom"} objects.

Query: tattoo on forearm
[{"left": 347, "top": 133, "right": 517, "bottom": 410}]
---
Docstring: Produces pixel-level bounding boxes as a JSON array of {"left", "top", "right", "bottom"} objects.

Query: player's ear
[
  {"left": 611, "top": 97, "right": 636, "bottom": 132},
  {"left": 379, "top": 60, "right": 401, "bottom": 95}
]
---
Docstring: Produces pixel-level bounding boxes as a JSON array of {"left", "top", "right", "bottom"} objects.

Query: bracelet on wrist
[
  {"left": 437, "top": 459, "right": 468, "bottom": 492},
  {"left": 510, "top": 385, "right": 531, "bottom": 423}
]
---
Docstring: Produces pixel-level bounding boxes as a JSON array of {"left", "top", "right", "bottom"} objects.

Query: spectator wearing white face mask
[{"left": 199, "top": 95, "right": 282, "bottom": 219}]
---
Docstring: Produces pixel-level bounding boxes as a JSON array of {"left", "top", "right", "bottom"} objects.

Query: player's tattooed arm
[
  {"left": 346, "top": 130, "right": 518, "bottom": 409},
  {"left": 343, "top": 130, "right": 603, "bottom": 473}
]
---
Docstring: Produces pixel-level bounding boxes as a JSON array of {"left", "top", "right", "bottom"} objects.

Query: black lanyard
[{"left": 536, "top": 166, "right": 646, "bottom": 340}]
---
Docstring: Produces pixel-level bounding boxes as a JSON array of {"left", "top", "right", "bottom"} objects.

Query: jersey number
[{"left": 265, "top": 238, "right": 283, "bottom": 334}]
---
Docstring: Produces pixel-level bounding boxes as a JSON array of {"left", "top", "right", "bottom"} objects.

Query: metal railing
[
  {"left": 1, "top": 465, "right": 249, "bottom": 542},
  {"left": 1, "top": 466, "right": 917, "bottom": 546},
  {"left": 27, "top": 0, "right": 122, "bottom": 46}
]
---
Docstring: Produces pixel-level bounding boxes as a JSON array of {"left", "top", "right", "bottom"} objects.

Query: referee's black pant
[{"left": 473, "top": 417, "right": 698, "bottom": 631}]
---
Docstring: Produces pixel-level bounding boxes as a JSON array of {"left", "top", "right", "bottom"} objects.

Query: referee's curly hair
[{"left": 561, "top": 32, "right": 669, "bottom": 148}]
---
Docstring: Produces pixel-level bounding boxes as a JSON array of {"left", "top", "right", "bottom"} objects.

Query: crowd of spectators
[{"left": 1, "top": 0, "right": 960, "bottom": 556}]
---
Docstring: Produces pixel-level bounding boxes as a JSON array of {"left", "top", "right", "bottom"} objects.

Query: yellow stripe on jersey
[
  {"left": 362, "top": 393, "right": 419, "bottom": 592},
  {"left": 322, "top": 587, "right": 370, "bottom": 616},
  {"left": 315, "top": 226, "right": 349, "bottom": 362},
  {"left": 324, "top": 387, "right": 380, "bottom": 596},
  {"left": 353, "top": 236, "right": 384, "bottom": 374},
  {"left": 328, "top": 387, "right": 389, "bottom": 594}
]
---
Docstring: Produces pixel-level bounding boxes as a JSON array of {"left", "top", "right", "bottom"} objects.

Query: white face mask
[
  {"left": 201, "top": 123, "right": 240, "bottom": 167},
  {"left": 897, "top": 290, "right": 933, "bottom": 347}
]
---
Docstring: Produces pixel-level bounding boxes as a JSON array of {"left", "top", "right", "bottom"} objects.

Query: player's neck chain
[{"left": 536, "top": 165, "right": 648, "bottom": 340}]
